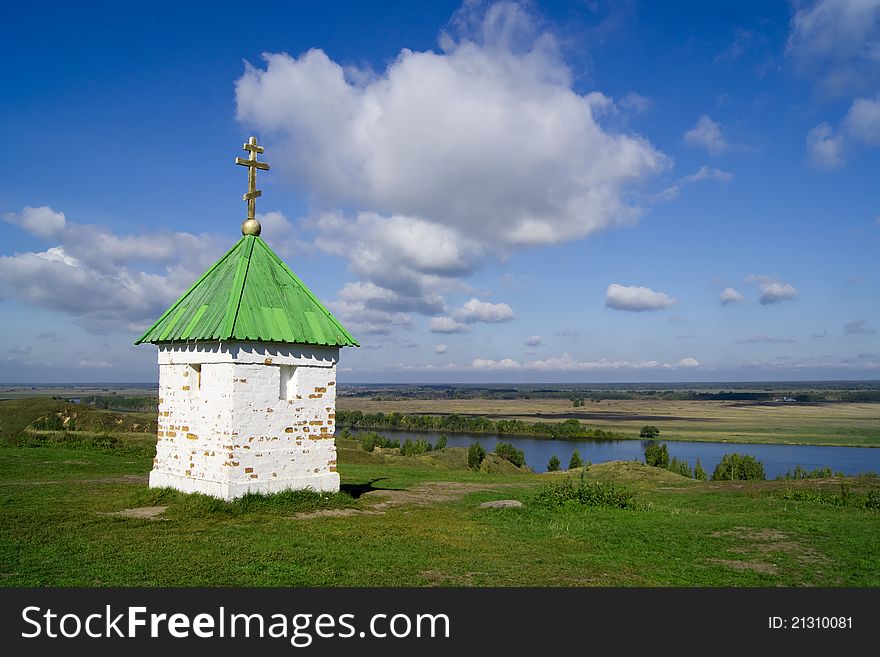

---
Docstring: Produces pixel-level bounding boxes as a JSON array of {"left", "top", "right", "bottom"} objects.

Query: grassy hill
[
  {"left": 1, "top": 420, "right": 879, "bottom": 586},
  {"left": 0, "top": 397, "right": 157, "bottom": 445}
]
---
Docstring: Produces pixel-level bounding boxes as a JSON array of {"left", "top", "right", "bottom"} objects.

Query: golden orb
[{"left": 241, "top": 218, "right": 262, "bottom": 236}]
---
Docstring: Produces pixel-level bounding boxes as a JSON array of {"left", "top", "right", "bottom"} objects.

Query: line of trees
[{"left": 335, "top": 410, "right": 620, "bottom": 440}]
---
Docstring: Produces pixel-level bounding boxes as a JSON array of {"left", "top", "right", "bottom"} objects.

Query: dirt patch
[
  {"left": 707, "top": 558, "right": 778, "bottom": 574},
  {"left": 97, "top": 506, "right": 167, "bottom": 520},
  {"left": 709, "top": 526, "right": 829, "bottom": 572},
  {"left": 293, "top": 481, "right": 524, "bottom": 519}
]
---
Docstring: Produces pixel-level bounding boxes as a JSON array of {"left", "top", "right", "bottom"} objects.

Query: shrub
[
  {"left": 435, "top": 434, "right": 448, "bottom": 450},
  {"left": 547, "top": 454, "right": 560, "bottom": 471},
  {"left": 468, "top": 443, "right": 486, "bottom": 470},
  {"left": 669, "top": 456, "right": 693, "bottom": 478},
  {"left": 568, "top": 449, "right": 583, "bottom": 470},
  {"left": 495, "top": 442, "right": 526, "bottom": 467},
  {"left": 644, "top": 442, "right": 670, "bottom": 468},
  {"left": 400, "top": 438, "right": 432, "bottom": 456},
  {"left": 360, "top": 432, "right": 400, "bottom": 452},
  {"left": 693, "top": 457, "right": 707, "bottom": 481},
  {"left": 640, "top": 425, "right": 660, "bottom": 439},
  {"left": 535, "top": 474, "right": 636, "bottom": 510},
  {"left": 337, "top": 427, "right": 353, "bottom": 440},
  {"left": 778, "top": 465, "right": 834, "bottom": 480},
  {"left": 711, "top": 453, "right": 765, "bottom": 481}
]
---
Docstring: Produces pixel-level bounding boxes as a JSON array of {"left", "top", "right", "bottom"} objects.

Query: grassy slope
[
  {"left": 1, "top": 441, "right": 878, "bottom": 587},
  {"left": 0, "top": 398, "right": 157, "bottom": 444},
  {"left": 338, "top": 398, "right": 880, "bottom": 447}
]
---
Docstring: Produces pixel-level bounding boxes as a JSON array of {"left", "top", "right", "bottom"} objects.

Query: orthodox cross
[{"left": 235, "top": 136, "right": 270, "bottom": 227}]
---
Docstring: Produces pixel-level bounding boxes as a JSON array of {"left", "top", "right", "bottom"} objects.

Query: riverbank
[{"left": 336, "top": 398, "right": 880, "bottom": 448}]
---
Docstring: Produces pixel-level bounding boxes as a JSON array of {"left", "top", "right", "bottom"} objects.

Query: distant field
[{"left": 338, "top": 398, "right": 880, "bottom": 447}]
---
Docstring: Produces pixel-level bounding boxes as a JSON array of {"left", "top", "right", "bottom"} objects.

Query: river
[{"left": 351, "top": 429, "right": 880, "bottom": 478}]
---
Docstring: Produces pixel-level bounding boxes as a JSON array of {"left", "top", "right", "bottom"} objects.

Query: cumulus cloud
[
  {"left": 720, "top": 287, "right": 744, "bottom": 305},
  {"left": 786, "top": 0, "right": 880, "bottom": 95},
  {"left": 684, "top": 115, "right": 727, "bottom": 154},
  {"left": 3, "top": 206, "right": 67, "bottom": 238},
  {"left": 843, "top": 93, "right": 880, "bottom": 145},
  {"left": 235, "top": 2, "right": 668, "bottom": 325},
  {"left": 435, "top": 343, "right": 448, "bottom": 354},
  {"left": 806, "top": 122, "right": 846, "bottom": 168},
  {"left": 0, "top": 206, "right": 229, "bottom": 332},
  {"left": 605, "top": 283, "right": 677, "bottom": 312},
  {"left": 35, "top": 331, "right": 61, "bottom": 341},
  {"left": 654, "top": 166, "right": 732, "bottom": 202},
  {"left": 804, "top": 95, "right": 880, "bottom": 169},
  {"left": 844, "top": 319, "right": 875, "bottom": 334},
  {"left": 452, "top": 298, "right": 515, "bottom": 323},
  {"left": 747, "top": 275, "right": 798, "bottom": 305},
  {"left": 525, "top": 335, "right": 543, "bottom": 347},
  {"left": 429, "top": 317, "right": 468, "bottom": 334},
  {"left": 472, "top": 357, "right": 523, "bottom": 370}
]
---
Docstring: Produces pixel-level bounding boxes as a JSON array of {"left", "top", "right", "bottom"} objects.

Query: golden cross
[{"left": 235, "top": 136, "right": 270, "bottom": 230}]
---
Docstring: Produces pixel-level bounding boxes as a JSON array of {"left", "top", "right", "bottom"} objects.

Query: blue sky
[{"left": 1, "top": 0, "right": 878, "bottom": 383}]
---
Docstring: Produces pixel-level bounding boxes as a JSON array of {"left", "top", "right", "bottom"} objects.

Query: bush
[
  {"left": 669, "top": 456, "right": 693, "bottom": 478},
  {"left": 468, "top": 443, "right": 486, "bottom": 470},
  {"left": 693, "top": 457, "right": 707, "bottom": 481},
  {"left": 778, "top": 465, "right": 834, "bottom": 480},
  {"left": 711, "top": 453, "right": 765, "bottom": 481},
  {"left": 640, "top": 425, "right": 660, "bottom": 439},
  {"left": 360, "top": 432, "right": 400, "bottom": 452},
  {"left": 547, "top": 454, "right": 560, "bottom": 471},
  {"left": 435, "top": 434, "right": 448, "bottom": 450},
  {"left": 400, "top": 438, "right": 432, "bottom": 456},
  {"left": 337, "top": 427, "right": 353, "bottom": 440},
  {"left": 568, "top": 449, "right": 583, "bottom": 470},
  {"left": 644, "top": 442, "right": 670, "bottom": 468},
  {"left": 495, "top": 442, "right": 526, "bottom": 468},
  {"left": 535, "top": 474, "right": 636, "bottom": 510}
]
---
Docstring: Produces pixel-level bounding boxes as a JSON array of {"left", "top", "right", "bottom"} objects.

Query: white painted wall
[{"left": 149, "top": 341, "right": 340, "bottom": 499}]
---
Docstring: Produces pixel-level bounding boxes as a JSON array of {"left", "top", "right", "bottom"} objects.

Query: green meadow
[{"left": 1, "top": 396, "right": 878, "bottom": 587}]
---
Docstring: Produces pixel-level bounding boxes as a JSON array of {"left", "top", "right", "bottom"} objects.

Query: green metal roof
[{"left": 135, "top": 235, "right": 359, "bottom": 347}]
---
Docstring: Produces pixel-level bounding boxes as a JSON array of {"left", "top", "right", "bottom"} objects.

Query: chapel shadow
[{"left": 340, "top": 478, "right": 389, "bottom": 499}]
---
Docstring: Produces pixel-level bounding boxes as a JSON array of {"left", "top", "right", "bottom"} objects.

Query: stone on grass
[{"left": 479, "top": 500, "right": 524, "bottom": 509}]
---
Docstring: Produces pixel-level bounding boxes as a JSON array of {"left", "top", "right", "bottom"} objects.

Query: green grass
[{"left": 1, "top": 439, "right": 879, "bottom": 587}]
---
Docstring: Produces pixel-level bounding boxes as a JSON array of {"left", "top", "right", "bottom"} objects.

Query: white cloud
[
  {"left": 605, "top": 283, "right": 677, "bottom": 312},
  {"left": 676, "top": 357, "right": 700, "bottom": 368},
  {"left": 452, "top": 298, "right": 515, "bottom": 323},
  {"left": 525, "top": 335, "right": 543, "bottom": 347},
  {"left": 235, "top": 2, "right": 668, "bottom": 327},
  {"left": 472, "top": 357, "right": 523, "bottom": 370},
  {"left": 806, "top": 122, "right": 846, "bottom": 168},
  {"left": 429, "top": 317, "right": 468, "bottom": 334},
  {"left": 0, "top": 206, "right": 229, "bottom": 332},
  {"left": 654, "top": 166, "right": 732, "bottom": 202},
  {"left": 720, "top": 287, "right": 744, "bottom": 305},
  {"left": 684, "top": 115, "right": 727, "bottom": 154},
  {"left": 3, "top": 206, "right": 67, "bottom": 238},
  {"left": 748, "top": 275, "right": 799, "bottom": 305},
  {"left": 843, "top": 93, "right": 880, "bottom": 145},
  {"left": 619, "top": 91, "right": 652, "bottom": 114},
  {"left": 77, "top": 359, "right": 112, "bottom": 369},
  {"left": 435, "top": 343, "right": 448, "bottom": 354},
  {"left": 787, "top": 0, "right": 880, "bottom": 95}
]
